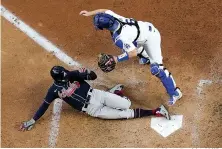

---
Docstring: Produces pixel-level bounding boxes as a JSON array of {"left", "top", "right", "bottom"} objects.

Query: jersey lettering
[{"left": 58, "top": 81, "right": 80, "bottom": 99}]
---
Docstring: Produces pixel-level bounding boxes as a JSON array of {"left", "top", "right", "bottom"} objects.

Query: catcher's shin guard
[{"left": 150, "top": 63, "right": 182, "bottom": 103}]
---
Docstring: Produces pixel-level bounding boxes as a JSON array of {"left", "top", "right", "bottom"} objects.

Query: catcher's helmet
[
  {"left": 93, "top": 13, "right": 119, "bottom": 30},
  {"left": 50, "top": 66, "right": 69, "bottom": 83}
]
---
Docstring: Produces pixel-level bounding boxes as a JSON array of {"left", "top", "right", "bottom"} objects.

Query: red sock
[
  {"left": 114, "top": 90, "right": 124, "bottom": 97},
  {"left": 152, "top": 109, "right": 157, "bottom": 115},
  {"left": 153, "top": 108, "right": 162, "bottom": 117}
]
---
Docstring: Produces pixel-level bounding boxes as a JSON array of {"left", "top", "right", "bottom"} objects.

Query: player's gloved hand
[
  {"left": 20, "top": 118, "right": 35, "bottom": 131},
  {"left": 98, "top": 53, "right": 116, "bottom": 73},
  {"left": 78, "top": 68, "right": 91, "bottom": 74}
]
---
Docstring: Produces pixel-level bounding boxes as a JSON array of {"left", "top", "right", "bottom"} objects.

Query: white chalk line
[
  {"left": 0, "top": 6, "right": 80, "bottom": 67},
  {"left": 192, "top": 79, "right": 213, "bottom": 146},
  {"left": 48, "top": 99, "right": 63, "bottom": 147},
  {"left": 1, "top": 5, "right": 81, "bottom": 148}
]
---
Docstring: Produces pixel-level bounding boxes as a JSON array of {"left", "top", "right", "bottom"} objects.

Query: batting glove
[
  {"left": 20, "top": 118, "right": 35, "bottom": 131},
  {"left": 78, "top": 68, "right": 91, "bottom": 74}
]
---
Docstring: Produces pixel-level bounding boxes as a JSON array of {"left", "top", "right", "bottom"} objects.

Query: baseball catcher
[
  {"left": 20, "top": 66, "right": 170, "bottom": 131},
  {"left": 80, "top": 9, "right": 182, "bottom": 105}
]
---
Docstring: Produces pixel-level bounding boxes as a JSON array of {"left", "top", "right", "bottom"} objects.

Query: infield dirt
[{"left": 1, "top": 0, "right": 222, "bottom": 147}]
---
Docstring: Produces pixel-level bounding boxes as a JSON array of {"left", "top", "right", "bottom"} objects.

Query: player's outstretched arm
[
  {"left": 79, "top": 9, "right": 108, "bottom": 16},
  {"left": 20, "top": 101, "right": 50, "bottom": 131},
  {"left": 114, "top": 49, "right": 137, "bottom": 63},
  {"left": 113, "top": 39, "right": 138, "bottom": 63}
]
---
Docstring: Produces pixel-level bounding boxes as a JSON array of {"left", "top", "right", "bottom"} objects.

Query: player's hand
[
  {"left": 78, "top": 67, "right": 87, "bottom": 73},
  {"left": 20, "top": 118, "right": 35, "bottom": 131},
  {"left": 79, "top": 10, "right": 91, "bottom": 16},
  {"left": 113, "top": 56, "right": 118, "bottom": 63},
  {"left": 78, "top": 67, "right": 91, "bottom": 74}
]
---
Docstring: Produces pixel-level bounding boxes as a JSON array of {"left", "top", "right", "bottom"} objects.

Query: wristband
[{"left": 117, "top": 52, "right": 129, "bottom": 62}]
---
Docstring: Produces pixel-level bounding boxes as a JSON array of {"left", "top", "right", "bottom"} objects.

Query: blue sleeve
[
  {"left": 114, "top": 38, "right": 137, "bottom": 62},
  {"left": 115, "top": 39, "right": 124, "bottom": 52},
  {"left": 33, "top": 87, "right": 57, "bottom": 121}
]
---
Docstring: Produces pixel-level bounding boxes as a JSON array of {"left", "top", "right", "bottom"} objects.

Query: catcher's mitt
[{"left": 98, "top": 53, "right": 116, "bottom": 73}]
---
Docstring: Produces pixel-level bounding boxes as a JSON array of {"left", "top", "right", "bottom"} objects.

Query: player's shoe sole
[
  {"left": 108, "top": 84, "right": 124, "bottom": 94},
  {"left": 157, "top": 105, "right": 171, "bottom": 120},
  {"left": 168, "top": 88, "right": 183, "bottom": 106}
]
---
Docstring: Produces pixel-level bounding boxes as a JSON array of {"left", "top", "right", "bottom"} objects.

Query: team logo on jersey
[
  {"left": 58, "top": 81, "right": 80, "bottom": 99},
  {"left": 124, "top": 43, "right": 131, "bottom": 49}
]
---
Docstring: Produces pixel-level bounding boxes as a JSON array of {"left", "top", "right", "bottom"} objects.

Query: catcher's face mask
[{"left": 93, "top": 13, "right": 116, "bottom": 30}]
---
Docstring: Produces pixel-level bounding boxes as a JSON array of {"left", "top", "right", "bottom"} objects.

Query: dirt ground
[{"left": 1, "top": 0, "right": 222, "bottom": 148}]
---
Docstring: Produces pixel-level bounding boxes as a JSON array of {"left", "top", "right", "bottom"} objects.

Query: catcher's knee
[
  {"left": 150, "top": 63, "right": 177, "bottom": 96},
  {"left": 150, "top": 63, "right": 163, "bottom": 76},
  {"left": 150, "top": 63, "right": 172, "bottom": 80},
  {"left": 150, "top": 63, "right": 175, "bottom": 79}
]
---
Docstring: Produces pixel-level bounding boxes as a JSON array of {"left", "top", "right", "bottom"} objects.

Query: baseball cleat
[
  {"left": 108, "top": 84, "right": 124, "bottom": 94},
  {"left": 168, "top": 88, "right": 183, "bottom": 106},
  {"left": 155, "top": 105, "right": 171, "bottom": 120}
]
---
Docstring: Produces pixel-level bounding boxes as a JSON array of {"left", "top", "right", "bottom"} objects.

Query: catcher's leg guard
[{"left": 150, "top": 63, "right": 181, "bottom": 99}]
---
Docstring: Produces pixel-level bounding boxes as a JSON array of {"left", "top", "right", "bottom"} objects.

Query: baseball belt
[{"left": 82, "top": 88, "right": 93, "bottom": 112}]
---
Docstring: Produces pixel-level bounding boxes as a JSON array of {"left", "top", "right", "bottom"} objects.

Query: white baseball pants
[
  {"left": 82, "top": 89, "right": 134, "bottom": 119},
  {"left": 144, "top": 25, "right": 163, "bottom": 64}
]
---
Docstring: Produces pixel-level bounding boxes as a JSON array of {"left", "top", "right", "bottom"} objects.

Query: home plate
[{"left": 151, "top": 115, "right": 183, "bottom": 137}]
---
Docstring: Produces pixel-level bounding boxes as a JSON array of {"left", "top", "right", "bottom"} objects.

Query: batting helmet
[
  {"left": 93, "top": 13, "right": 118, "bottom": 30},
  {"left": 50, "top": 66, "right": 69, "bottom": 83}
]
